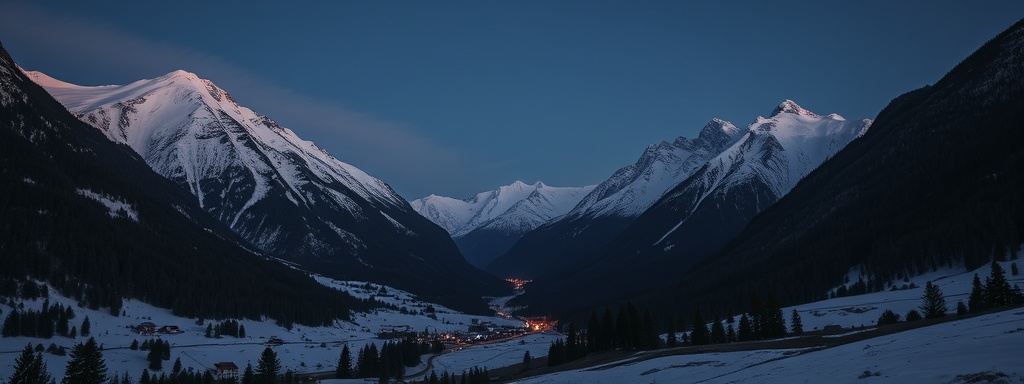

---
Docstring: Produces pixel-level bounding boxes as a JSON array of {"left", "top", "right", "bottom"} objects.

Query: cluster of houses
[{"left": 131, "top": 322, "right": 185, "bottom": 336}]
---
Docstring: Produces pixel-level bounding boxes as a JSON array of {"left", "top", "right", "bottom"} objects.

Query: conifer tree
[
  {"left": 920, "top": 281, "right": 948, "bottom": 319},
  {"left": 690, "top": 310, "right": 709, "bottom": 345},
  {"left": 586, "top": 311, "right": 600, "bottom": 353},
  {"left": 737, "top": 314, "right": 753, "bottom": 342},
  {"left": 968, "top": 273, "right": 987, "bottom": 313},
  {"left": 10, "top": 344, "right": 54, "bottom": 384},
  {"left": 763, "top": 294, "right": 787, "bottom": 339},
  {"left": 877, "top": 309, "right": 901, "bottom": 325},
  {"left": 986, "top": 262, "right": 1012, "bottom": 308},
  {"left": 905, "top": 309, "right": 922, "bottom": 322},
  {"left": 710, "top": 314, "right": 726, "bottom": 344},
  {"left": 565, "top": 322, "right": 579, "bottom": 361},
  {"left": 62, "top": 338, "right": 107, "bottom": 384},
  {"left": 600, "top": 308, "right": 615, "bottom": 351},
  {"left": 337, "top": 344, "right": 352, "bottom": 379},
  {"left": 242, "top": 363, "right": 255, "bottom": 384},
  {"left": 147, "top": 340, "right": 162, "bottom": 371},
  {"left": 80, "top": 316, "right": 90, "bottom": 337},
  {"left": 255, "top": 347, "right": 280, "bottom": 384},
  {"left": 748, "top": 294, "right": 765, "bottom": 340},
  {"left": 790, "top": 310, "right": 803, "bottom": 335}
]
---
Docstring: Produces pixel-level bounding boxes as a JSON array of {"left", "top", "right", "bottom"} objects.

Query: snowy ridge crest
[
  {"left": 29, "top": 69, "right": 417, "bottom": 256},
  {"left": 412, "top": 181, "right": 594, "bottom": 238}
]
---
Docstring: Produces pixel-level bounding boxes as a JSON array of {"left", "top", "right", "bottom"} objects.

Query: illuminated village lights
[{"left": 505, "top": 278, "right": 532, "bottom": 290}]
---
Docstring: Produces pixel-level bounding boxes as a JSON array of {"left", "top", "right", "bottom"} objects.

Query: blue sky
[{"left": 2, "top": 1, "right": 1022, "bottom": 199}]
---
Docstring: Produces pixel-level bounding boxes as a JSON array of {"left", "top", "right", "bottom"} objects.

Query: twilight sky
[{"left": 2, "top": 1, "right": 1022, "bottom": 200}]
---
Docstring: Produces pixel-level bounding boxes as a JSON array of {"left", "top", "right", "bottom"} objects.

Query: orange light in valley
[
  {"left": 523, "top": 316, "right": 555, "bottom": 332},
  {"left": 506, "top": 278, "right": 532, "bottom": 290}
]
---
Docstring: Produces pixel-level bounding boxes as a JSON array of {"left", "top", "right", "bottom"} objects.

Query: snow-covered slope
[
  {"left": 412, "top": 181, "right": 594, "bottom": 268},
  {"left": 27, "top": 69, "right": 504, "bottom": 311},
  {"left": 412, "top": 181, "right": 541, "bottom": 237},
  {"left": 571, "top": 118, "right": 743, "bottom": 219},
  {"left": 487, "top": 119, "right": 743, "bottom": 278},
  {"left": 520, "top": 261, "right": 1024, "bottom": 384},
  {"left": 513, "top": 101, "right": 871, "bottom": 313},
  {"left": 473, "top": 184, "right": 595, "bottom": 235},
  {"left": 637, "top": 100, "right": 872, "bottom": 256}
]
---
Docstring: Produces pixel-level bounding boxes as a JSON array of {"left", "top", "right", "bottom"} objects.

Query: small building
[
  {"left": 158, "top": 325, "right": 183, "bottom": 334},
  {"left": 133, "top": 322, "right": 157, "bottom": 335},
  {"left": 212, "top": 362, "right": 239, "bottom": 380}
]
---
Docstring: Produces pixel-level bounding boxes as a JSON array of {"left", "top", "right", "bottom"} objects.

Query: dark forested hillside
[
  {"left": 0, "top": 41, "right": 378, "bottom": 326},
  {"left": 654, "top": 18, "right": 1024, "bottom": 316}
]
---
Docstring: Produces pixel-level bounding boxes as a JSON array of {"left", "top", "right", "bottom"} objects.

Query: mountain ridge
[{"left": 28, "top": 68, "right": 505, "bottom": 312}]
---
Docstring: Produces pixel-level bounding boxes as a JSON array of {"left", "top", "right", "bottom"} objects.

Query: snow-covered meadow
[
  {"left": 2, "top": 261, "right": 1021, "bottom": 382},
  {"left": 0, "top": 275, "right": 528, "bottom": 381},
  {"left": 514, "top": 308, "right": 1024, "bottom": 384}
]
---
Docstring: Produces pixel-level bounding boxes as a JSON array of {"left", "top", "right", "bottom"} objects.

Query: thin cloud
[{"left": 0, "top": 3, "right": 464, "bottom": 200}]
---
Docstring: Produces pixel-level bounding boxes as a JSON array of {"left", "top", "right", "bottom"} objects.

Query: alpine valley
[{"left": 2, "top": 11, "right": 1024, "bottom": 384}]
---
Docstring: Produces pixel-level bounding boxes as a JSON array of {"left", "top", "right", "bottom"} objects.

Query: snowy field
[
  {"left": 0, "top": 274, "right": 526, "bottom": 380},
  {"left": 515, "top": 308, "right": 1024, "bottom": 383}
]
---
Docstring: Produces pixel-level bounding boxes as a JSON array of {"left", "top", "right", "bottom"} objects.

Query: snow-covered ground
[
  {"left": 2, "top": 261, "right": 1021, "bottom": 382},
  {"left": 519, "top": 261, "right": 1024, "bottom": 384},
  {"left": 0, "top": 275, "right": 525, "bottom": 381},
  {"left": 515, "top": 308, "right": 1024, "bottom": 383}
]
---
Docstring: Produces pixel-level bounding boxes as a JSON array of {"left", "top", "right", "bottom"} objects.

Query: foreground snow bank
[{"left": 517, "top": 308, "right": 1024, "bottom": 383}]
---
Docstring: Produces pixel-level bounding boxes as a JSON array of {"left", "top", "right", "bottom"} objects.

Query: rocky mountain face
[
  {"left": 0, "top": 42, "right": 375, "bottom": 325},
  {"left": 513, "top": 101, "right": 870, "bottom": 315},
  {"left": 28, "top": 69, "right": 504, "bottom": 312},
  {"left": 487, "top": 119, "right": 744, "bottom": 278}
]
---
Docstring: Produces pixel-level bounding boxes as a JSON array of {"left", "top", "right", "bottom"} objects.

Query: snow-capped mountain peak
[
  {"left": 770, "top": 99, "right": 818, "bottom": 118},
  {"left": 413, "top": 181, "right": 595, "bottom": 268},
  {"left": 26, "top": 69, "right": 452, "bottom": 264},
  {"left": 565, "top": 117, "right": 744, "bottom": 220},
  {"left": 412, "top": 180, "right": 591, "bottom": 239}
]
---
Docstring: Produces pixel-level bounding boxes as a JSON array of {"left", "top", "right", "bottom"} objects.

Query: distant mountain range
[
  {"left": 27, "top": 68, "right": 504, "bottom": 312},
  {"left": 411, "top": 181, "right": 594, "bottom": 268}
]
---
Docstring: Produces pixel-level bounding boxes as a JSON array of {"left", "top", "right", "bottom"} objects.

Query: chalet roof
[{"left": 214, "top": 362, "right": 239, "bottom": 370}]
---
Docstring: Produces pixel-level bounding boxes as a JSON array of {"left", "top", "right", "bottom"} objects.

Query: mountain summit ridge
[{"left": 29, "top": 68, "right": 503, "bottom": 311}]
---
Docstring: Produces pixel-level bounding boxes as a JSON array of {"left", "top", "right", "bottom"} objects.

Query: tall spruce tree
[
  {"left": 80, "top": 317, "right": 90, "bottom": 337},
  {"left": 920, "top": 281, "right": 948, "bottom": 319},
  {"left": 10, "top": 344, "right": 54, "bottom": 384},
  {"left": 690, "top": 310, "right": 709, "bottom": 345},
  {"left": 586, "top": 311, "right": 601, "bottom": 353},
  {"left": 968, "top": 273, "right": 987, "bottom": 313},
  {"left": 749, "top": 294, "right": 765, "bottom": 340},
  {"left": 790, "top": 310, "right": 803, "bottom": 335},
  {"left": 565, "top": 322, "right": 579, "bottom": 361},
  {"left": 255, "top": 347, "right": 280, "bottom": 384},
  {"left": 710, "top": 314, "right": 726, "bottom": 344},
  {"left": 665, "top": 316, "right": 677, "bottom": 348},
  {"left": 737, "top": 314, "right": 753, "bottom": 342},
  {"left": 242, "top": 363, "right": 255, "bottom": 384},
  {"left": 337, "top": 344, "right": 352, "bottom": 379},
  {"left": 62, "top": 338, "right": 106, "bottom": 384},
  {"left": 763, "top": 294, "right": 787, "bottom": 339},
  {"left": 986, "top": 262, "right": 1012, "bottom": 308}
]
